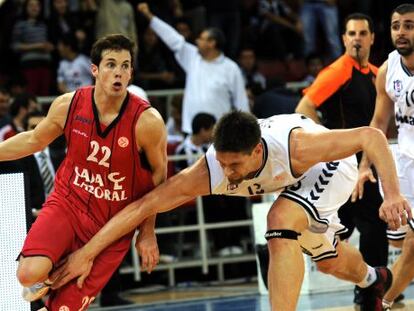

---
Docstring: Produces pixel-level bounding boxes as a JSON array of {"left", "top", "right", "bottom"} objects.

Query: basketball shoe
[{"left": 359, "top": 267, "right": 392, "bottom": 311}]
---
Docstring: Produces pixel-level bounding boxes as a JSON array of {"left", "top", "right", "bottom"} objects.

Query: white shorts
[
  {"left": 279, "top": 156, "right": 358, "bottom": 261},
  {"left": 384, "top": 143, "right": 414, "bottom": 240}
]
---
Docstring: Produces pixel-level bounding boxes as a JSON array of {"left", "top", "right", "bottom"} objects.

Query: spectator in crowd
[
  {"left": 257, "top": 0, "right": 304, "bottom": 60},
  {"left": 205, "top": 0, "right": 241, "bottom": 59},
  {"left": 137, "top": 27, "right": 176, "bottom": 90},
  {"left": 166, "top": 95, "right": 185, "bottom": 144},
  {"left": 95, "top": 0, "right": 137, "bottom": 55},
  {"left": 47, "top": 0, "right": 84, "bottom": 48},
  {"left": 137, "top": 2, "right": 249, "bottom": 134},
  {"left": 11, "top": 0, "right": 54, "bottom": 96},
  {"left": 295, "top": 13, "right": 388, "bottom": 306},
  {"left": 174, "top": 17, "right": 194, "bottom": 43},
  {"left": 300, "top": 0, "right": 342, "bottom": 62},
  {"left": 0, "top": 87, "right": 11, "bottom": 128},
  {"left": 302, "top": 53, "right": 324, "bottom": 84},
  {"left": 56, "top": 33, "right": 93, "bottom": 93},
  {"left": 0, "top": 92, "right": 39, "bottom": 141},
  {"left": 173, "top": 0, "right": 206, "bottom": 36},
  {"left": 20, "top": 110, "right": 64, "bottom": 225},
  {"left": 175, "top": 112, "right": 215, "bottom": 172},
  {"left": 238, "top": 47, "right": 266, "bottom": 91}
]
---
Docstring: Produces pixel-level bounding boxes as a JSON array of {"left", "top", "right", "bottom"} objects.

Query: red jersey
[{"left": 53, "top": 86, "right": 154, "bottom": 228}]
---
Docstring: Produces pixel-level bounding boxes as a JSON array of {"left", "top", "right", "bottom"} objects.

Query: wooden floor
[{"left": 89, "top": 282, "right": 414, "bottom": 311}]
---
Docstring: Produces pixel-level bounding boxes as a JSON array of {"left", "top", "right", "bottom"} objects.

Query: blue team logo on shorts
[{"left": 393, "top": 80, "right": 403, "bottom": 97}]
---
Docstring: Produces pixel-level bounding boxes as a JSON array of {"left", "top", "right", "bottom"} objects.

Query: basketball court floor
[{"left": 90, "top": 283, "right": 414, "bottom": 311}]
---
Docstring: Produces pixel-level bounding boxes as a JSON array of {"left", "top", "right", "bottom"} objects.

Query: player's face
[
  {"left": 92, "top": 49, "right": 132, "bottom": 97},
  {"left": 391, "top": 12, "right": 414, "bottom": 56},
  {"left": 342, "top": 19, "right": 374, "bottom": 60},
  {"left": 216, "top": 144, "right": 262, "bottom": 184}
]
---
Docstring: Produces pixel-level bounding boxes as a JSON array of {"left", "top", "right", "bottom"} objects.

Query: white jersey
[
  {"left": 205, "top": 114, "right": 329, "bottom": 196},
  {"left": 386, "top": 50, "right": 414, "bottom": 158}
]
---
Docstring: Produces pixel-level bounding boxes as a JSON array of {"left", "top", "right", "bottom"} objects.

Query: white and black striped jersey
[
  {"left": 386, "top": 50, "right": 414, "bottom": 158},
  {"left": 205, "top": 114, "right": 329, "bottom": 196}
]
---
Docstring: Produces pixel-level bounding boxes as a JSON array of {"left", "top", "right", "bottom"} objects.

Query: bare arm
[
  {"left": 295, "top": 95, "right": 321, "bottom": 123},
  {"left": 82, "top": 158, "right": 210, "bottom": 259},
  {"left": 291, "top": 126, "right": 410, "bottom": 228},
  {"left": 135, "top": 108, "right": 167, "bottom": 234},
  {"left": 0, "top": 93, "right": 71, "bottom": 160},
  {"left": 352, "top": 61, "right": 395, "bottom": 199}
]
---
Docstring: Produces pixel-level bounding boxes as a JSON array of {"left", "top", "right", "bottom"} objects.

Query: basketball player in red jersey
[{"left": 0, "top": 34, "right": 167, "bottom": 310}]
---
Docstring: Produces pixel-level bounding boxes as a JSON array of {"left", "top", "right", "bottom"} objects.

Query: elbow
[{"left": 360, "top": 126, "right": 387, "bottom": 148}]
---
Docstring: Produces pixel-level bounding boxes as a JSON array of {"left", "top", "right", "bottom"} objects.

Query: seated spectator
[
  {"left": 137, "top": 27, "right": 176, "bottom": 90},
  {"left": 166, "top": 95, "right": 185, "bottom": 144},
  {"left": 238, "top": 47, "right": 266, "bottom": 91},
  {"left": 0, "top": 87, "right": 11, "bottom": 128},
  {"left": 56, "top": 33, "right": 92, "bottom": 93},
  {"left": 175, "top": 112, "right": 216, "bottom": 172},
  {"left": 12, "top": 0, "right": 54, "bottom": 96},
  {"left": 302, "top": 53, "right": 324, "bottom": 85},
  {"left": 0, "top": 92, "right": 39, "bottom": 141}
]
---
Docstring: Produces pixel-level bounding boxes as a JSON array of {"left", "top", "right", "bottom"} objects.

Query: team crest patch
[
  {"left": 118, "top": 137, "right": 129, "bottom": 148},
  {"left": 59, "top": 306, "right": 70, "bottom": 311},
  {"left": 393, "top": 79, "right": 403, "bottom": 97}
]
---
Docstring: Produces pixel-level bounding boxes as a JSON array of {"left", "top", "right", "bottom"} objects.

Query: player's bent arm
[
  {"left": 135, "top": 107, "right": 168, "bottom": 232},
  {"left": 0, "top": 92, "right": 72, "bottom": 161},
  {"left": 295, "top": 95, "right": 321, "bottom": 124},
  {"left": 81, "top": 157, "right": 211, "bottom": 260},
  {"left": 291, "top": 127, "right": 400, "bottom": 197}
]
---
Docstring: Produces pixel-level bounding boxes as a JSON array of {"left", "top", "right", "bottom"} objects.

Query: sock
[
  {"left": 357, "top": 265, "right": 377, "bottom": 288},
  {"left": 382, "top": 299, "right": 393, "bottom": 309}
]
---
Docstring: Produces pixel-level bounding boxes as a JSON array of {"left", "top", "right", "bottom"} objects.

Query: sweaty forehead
[{"left": 101, "top": 49, "right": 131, "bottom": 62}]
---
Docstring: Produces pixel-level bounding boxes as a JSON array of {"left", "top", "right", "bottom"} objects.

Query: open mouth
[{"left": 113, "top": 82, "right": 122, "bottom": 90}]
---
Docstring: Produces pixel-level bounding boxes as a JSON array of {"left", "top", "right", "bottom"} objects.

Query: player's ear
[{"left": 91, "top": 64, "right": 98, "bottom": 78}]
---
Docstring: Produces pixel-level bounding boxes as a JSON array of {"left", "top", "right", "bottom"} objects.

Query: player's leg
[
  {"left": 16, "top": 201, "right": 76, "bottom": 301},
  {"left": 383, "top": 228, "right": 414, "bottom": 307},
  {"left": 381, "top": 147, "right": 414, "bottom": 309},
  {"left": 266, "top": 196, "right": 309, "bottom": 311},
  {"left": 46, "top": 237, "right": 131, "bottom": 311}
]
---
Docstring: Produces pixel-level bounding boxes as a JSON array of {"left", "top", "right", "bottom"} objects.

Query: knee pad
[{"left": 265, "top": 229, "right": 301, "bottom": 241}]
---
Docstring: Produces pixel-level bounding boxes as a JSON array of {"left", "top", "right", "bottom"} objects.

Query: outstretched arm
[
  {"left": 0, "top": 93, "right": 71, "bottom": 160},
  {"left": 51, "top": 157, "right": 211, "bottom": 288},
  {"left": 291, "top": 126, "right": 410, "bottom": 229}
]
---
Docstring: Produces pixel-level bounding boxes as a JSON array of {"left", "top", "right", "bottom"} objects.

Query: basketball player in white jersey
[
  {"left": 48, "top": 110, "right": 409, "bottom": 311},
  {"left": 353, "top": 4, "right": 414, "bottom": 310}
]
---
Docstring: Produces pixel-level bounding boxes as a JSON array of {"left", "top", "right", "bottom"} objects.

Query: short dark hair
[
  {"left": 192, "top": 113, "right": 216, "bottom": 134},
  {"left": 59, "top": 32, "right": 79, "bottom": 53},
  {"left": 9, "top": 93, "right": 37, "bottom": 117},
  {"left": 205, "top": 28, "right": 226, "bottom": 52},
  {"left": 343, "top": 13, "right": 374, "bottom": 34},
  {"left": 392, "top": 3, "right": 414, "bottom": 16},
  {"left": 213, "top": 111, "right": 261, "bottom": 154},
  {"left": 90, "top": 34, "right": 135, "bottom": 66}
]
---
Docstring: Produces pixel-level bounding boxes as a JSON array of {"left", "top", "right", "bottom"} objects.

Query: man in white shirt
[{"left": 137, "top": 2, "right": 249, "bottom": 134}]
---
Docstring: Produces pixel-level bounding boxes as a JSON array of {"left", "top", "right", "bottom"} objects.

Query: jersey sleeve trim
[
  {"left": 63, "top": 89, "right": 79, "bottom": 132},
  {"left": 288, "top": 126, "right": 301, "bottom": 177},
  {"left": 204, "top": 155, "right": 212, "bottom": 195}
]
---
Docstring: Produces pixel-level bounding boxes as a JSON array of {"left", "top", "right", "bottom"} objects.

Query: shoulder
[{"left": 136, "top": 108, "right": 166, "bottom": 136}]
